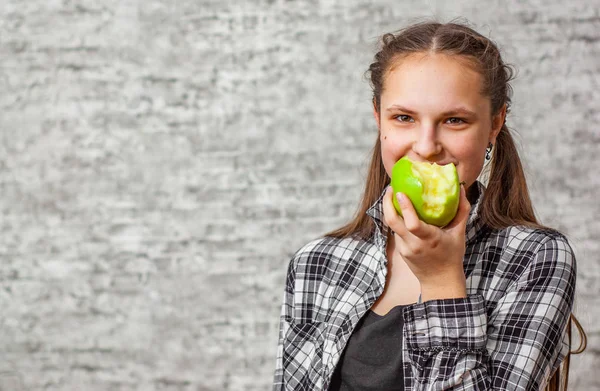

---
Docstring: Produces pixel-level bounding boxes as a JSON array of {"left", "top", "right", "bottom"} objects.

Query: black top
[{"left": 329, "top": 305, "right": 406, "bottom": 391}]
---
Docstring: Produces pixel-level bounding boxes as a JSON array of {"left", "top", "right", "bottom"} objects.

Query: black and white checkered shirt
[{"left": 272, "top": 182, "right": 575, "bottom": 391}]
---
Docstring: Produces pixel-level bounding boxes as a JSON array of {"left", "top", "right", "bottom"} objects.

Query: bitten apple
[{"left": 391, "top": 156, "right": 460, "bottom": 227}]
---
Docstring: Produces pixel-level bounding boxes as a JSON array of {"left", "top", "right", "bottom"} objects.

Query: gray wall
[{"left": 1, "top": 1, "right": 598, "bottom": 390}]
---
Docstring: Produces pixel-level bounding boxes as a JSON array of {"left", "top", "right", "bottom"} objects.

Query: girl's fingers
[
  {"left": 396, "top": 192, "right": 436, "bottom": 239},
  {"left": 395, "top": 192, "right": 420, "bottom": 232},
  {"left": 383, "top": 187, "right": 434, "bottom": 240},
  {"left": 382, "top": 186, "right": 409, "bottom": 238},
  {"left": 445, "top": 184, "right": 471, "bottom": 231}
]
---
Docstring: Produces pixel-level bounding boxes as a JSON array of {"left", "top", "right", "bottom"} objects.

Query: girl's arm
[{"left": 402, "top": 234, "right": 576, "bottom": 390}]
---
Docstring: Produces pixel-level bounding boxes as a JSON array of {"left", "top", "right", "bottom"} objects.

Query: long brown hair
[{"left": 325, "top": 19, "right": 586, "bottom": 390}]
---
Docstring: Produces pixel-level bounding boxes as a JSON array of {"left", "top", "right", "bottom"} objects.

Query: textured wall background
[{"left": 0, "top": 1, "right": 598, "bottom": 390}]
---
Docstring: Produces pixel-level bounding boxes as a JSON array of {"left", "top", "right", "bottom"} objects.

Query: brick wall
[{"left": 0, "top": 1, "right": 598, "bottom": 390}]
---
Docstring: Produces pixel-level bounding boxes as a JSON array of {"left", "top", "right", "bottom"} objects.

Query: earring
[{"left": 485, "top": 142, "right": 493, "bottom": 161}]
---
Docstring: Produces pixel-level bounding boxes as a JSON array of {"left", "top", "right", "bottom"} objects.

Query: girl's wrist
[{"left": 419, "top": 274, "right": 467, "bottom": 302}]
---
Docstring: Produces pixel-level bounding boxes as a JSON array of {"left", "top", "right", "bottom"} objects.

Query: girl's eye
[
  {"left": 446, "top": 117, "right": 465, "bottom": 125},
  {"left": 392, "top": 115, "right": 466, "bottom": 124},
  {"left": 395, "top": 115, "right": 414, "bottom": 123}
]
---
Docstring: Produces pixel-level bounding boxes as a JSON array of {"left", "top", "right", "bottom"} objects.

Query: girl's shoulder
[
  {"left": 477, "top": 224, "right": 576, "bottom": 277},
  {"left": 285, "top": 234, "right": 379, "bottom": 278},
  {"left": 491, "top": 224, "right": 572, "bottom": 254}
]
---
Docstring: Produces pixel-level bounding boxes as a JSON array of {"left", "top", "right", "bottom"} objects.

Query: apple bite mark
[{"left": 412, "top": 162, "right": 458, "bottom": 217}]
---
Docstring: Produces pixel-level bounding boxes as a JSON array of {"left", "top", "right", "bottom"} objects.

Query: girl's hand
[{"left": 382, "top": 184, "right": 471, "bottom": 301}]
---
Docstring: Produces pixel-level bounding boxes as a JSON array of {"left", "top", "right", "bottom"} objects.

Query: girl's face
[{"left": 375, "top": 53, "right": 506, "bottom": 189}]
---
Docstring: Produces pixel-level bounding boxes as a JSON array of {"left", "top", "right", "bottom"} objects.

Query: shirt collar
[{"left": 366, "top": 180, "right": 487, "bottom": 246}]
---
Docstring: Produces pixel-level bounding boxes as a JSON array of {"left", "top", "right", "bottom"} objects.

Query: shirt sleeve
[
  {"left": 272, "top": 256, "right": 296, "bottom": 391},
  {"left": 402, "top": 234, "right": 576, "bottom": 390}
]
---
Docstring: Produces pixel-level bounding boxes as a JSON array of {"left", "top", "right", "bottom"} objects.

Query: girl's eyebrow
[{"left": 385, "top": 104, "right": 477, "bottom": 117}]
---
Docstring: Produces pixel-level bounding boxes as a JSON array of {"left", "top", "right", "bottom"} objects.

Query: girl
[{"left": 272, "top": 20, "right": 585, "bottom": 391}]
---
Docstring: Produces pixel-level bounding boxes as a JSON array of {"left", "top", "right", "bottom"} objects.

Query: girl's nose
[{"left": 412, "top": 126, "right": 442, "bottom": 159}]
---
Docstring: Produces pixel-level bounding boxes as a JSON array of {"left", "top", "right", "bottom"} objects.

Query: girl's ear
[{"left": 490, "top": 103, "right": 507, "bottom": 144}]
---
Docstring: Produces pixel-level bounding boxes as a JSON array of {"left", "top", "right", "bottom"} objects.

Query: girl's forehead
[
  {"left": 387, "top": 52, "right": 481, "bottom": 80},
  {"left": 382, "top": 53, "right": 488, "bottom": 110},
  {"left": 390, "top": 51, "right": 479, "bottom": 70}
]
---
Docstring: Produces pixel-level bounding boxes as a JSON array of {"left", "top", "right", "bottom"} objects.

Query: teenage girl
[{"left": 273, "top": 21, "right": 585, "bottom": 391}]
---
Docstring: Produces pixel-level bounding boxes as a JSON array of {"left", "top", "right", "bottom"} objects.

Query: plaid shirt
[{"left": 272, "top": 182, "right": 575, "bottom": 391}]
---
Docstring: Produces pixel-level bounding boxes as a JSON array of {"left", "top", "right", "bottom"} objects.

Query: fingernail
[{"left": 396, "top": 192, "right": 407, "bottom": 208}]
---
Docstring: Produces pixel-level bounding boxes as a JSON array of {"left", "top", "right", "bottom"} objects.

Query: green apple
[{"left": 391, "top": 156, "right": 460, "bottom": 227}]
